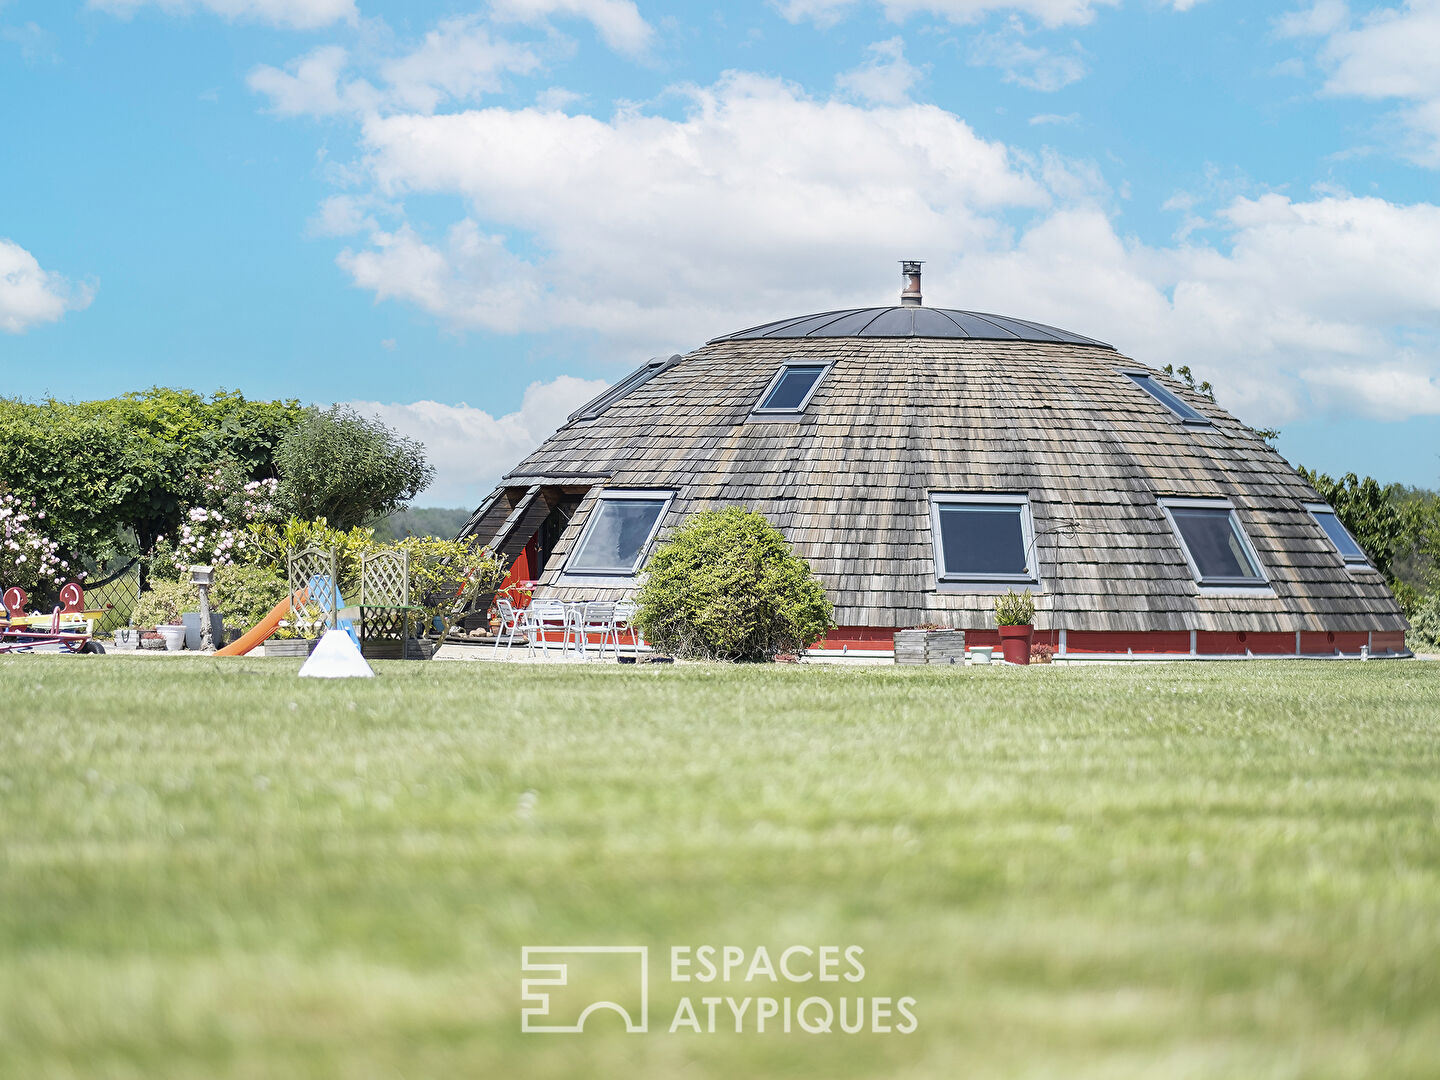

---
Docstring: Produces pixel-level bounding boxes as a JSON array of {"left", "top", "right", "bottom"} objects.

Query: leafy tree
[
  {"left": 274, "top": 406, "right": 434, "bottom": 530},
  {"left": 635, "top": 506, "right": 834, "bottom": 661},
  {"left": 0, "top": 388, "right": 303, "bottom": 559}
]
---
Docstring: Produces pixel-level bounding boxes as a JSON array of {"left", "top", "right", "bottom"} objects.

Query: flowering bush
[
  {"left": 0, "top": 491, "right": 71, "bottom": 595},
  {"left": 172, "top": 466, "right": 282, "bottom": 569}
]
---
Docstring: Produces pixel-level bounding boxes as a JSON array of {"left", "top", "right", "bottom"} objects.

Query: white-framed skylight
[
  {"left": 752, "top": 361, "right": 831, "bottom": 415},
  {"left": 1158, "top": 497, "right": 1267, "bottom": 587},
  {"left": 1304, "top": 502, "right": 1369, "bottom": 567},
  {"left": 1121, "top": 370, "right": 1211, "bottom": 426},
  {"left": 929, "top": 493, "right": 1039, "bottom": 585},
  {"left": 562, "top": 489, "right": 674, "bottom": 577}
]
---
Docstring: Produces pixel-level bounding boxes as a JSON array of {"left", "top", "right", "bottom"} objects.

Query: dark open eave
[{"left": 710, "top": 305, "right": 1113, "bottom": 349}]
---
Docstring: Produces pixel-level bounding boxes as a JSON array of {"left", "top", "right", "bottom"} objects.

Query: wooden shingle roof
[{"left": 483, "top": 335, "right": 1406, "bottom": 634}]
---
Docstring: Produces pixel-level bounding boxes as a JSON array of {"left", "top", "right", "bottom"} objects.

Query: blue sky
[{"left": 2, "top": 0, "right": 1439, "bottom": 505}]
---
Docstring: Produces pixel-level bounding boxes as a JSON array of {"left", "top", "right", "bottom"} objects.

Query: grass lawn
[{"left": 1, "top": 656, "right": 1437, "bottom": 1079}]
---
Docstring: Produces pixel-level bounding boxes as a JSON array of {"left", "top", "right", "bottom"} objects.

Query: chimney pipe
[{"left": 900, "top": 261, "right": 923, "bottom": 306}]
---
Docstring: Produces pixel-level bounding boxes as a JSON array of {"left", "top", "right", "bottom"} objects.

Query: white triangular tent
[{"left": 298, "top": 628, "right": 375, "bottom": 679}]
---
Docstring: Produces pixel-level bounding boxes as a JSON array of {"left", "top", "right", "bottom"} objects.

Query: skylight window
[
  {"left": 570, "top": 355, "right": 680, "bottom": 422},
  {"left": 929, "top": 494, "right": 1038, "bottom": 584},
  {"left": 1305, "top": 502, "right": 1369, "bottom": 566},
  {"left": 754, "top": 363, "right": 829, "bottom": 414},
  {"left": 564, "top": 491, "right": 673, "bottom": 576},
  {"left": 1159, "top": 498, "right": 1266, "bottom": 586},
  {"left": 1123, "top": 371, "right": 1210, "bottom": 425}
]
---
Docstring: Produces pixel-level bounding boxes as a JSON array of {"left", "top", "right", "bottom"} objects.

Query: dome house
[{"left": 460, "top": 263, "right": 1408, "bottom": 660}]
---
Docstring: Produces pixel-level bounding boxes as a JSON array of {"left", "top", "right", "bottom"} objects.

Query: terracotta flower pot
[{"left": 998, "top": 624, "right": 1034, "bottom": 665}]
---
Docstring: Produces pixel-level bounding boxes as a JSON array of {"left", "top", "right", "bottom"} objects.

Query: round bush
[{"left": 634, "top": 507, "right": 833, "bottom": 661}]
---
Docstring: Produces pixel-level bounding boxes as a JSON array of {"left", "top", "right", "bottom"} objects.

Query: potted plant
[
  {"left": 994, "top": 588, "right": 1035, "bottom": 665},
  {"left": 132, "top": 581, "right": 189, "bottom": 652}
]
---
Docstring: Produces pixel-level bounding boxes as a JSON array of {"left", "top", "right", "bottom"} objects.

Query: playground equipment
[
  {"left": 214, "top": 541, "right": 500, "bottom": 660},
  {"left": 0, "top": 583, "right": 104, "bottom": 654}
]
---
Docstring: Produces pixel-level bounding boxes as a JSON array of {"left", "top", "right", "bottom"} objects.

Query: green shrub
[
  {"left": 994, "top": 588, "right": 1035, "bottom": 627},
  {"left": 210, "top": 563, "right": 288, "bottom": 629},
  {"left": 131, "top": 579, "right": 190, "bottom": 629},
  {"left": 132, "top": 564, "right": 288, "bottom": 631},
  {"left": 634, "top": 507, "right": 833, "bottom": 661},
  {"left": 1408, "top": 595, "right": 1440, "bottom": 653}
]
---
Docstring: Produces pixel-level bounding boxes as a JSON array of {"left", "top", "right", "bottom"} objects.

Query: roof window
[
  {"left": 929, "top": 494, "right": 1038, "bottom": 585},
  {"left": 570, "top": 355, "right": 680, "bottom": 422},
  {"left": 564, "top": 490, "right": 673, "bottom": 576},
  {"left": 753, "top": 362, "right": 829, "bottom": 415},
  {"left": 1304, "top": 502, "right": 1369, "bottom": 566},
  {"left": 1159, "top": 498, "right": 1266, "bottom": 587},
  {"left": 1123, "top": 371, "right": 1210, "bottom": 425}
]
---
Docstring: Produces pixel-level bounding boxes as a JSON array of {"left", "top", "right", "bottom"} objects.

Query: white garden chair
[
  {"left": 523, "top": 599, "right": 573, "bottom": 660},
  {"left": 612, "top": 600, "right": 639, "bottom": 654},
  {"left": 492, "top": 597, "right": 524, "bottom": 655},
  {"left": 575, "top": 601, "right": 620, "bottom": 662}
]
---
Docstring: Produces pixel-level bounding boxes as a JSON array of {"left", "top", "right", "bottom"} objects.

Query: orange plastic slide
[{"left": 215, "top": 588, "right": 307, "bottom": 657}]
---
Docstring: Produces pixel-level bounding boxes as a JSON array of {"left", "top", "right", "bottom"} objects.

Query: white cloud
[
  {"left": 969, "top": 18, "right": 1087, "bottom": 91},
  {"left": 0, "top": 239, "right": 93, "bottom": 334},
  {"left": 347, "top": 72, "right": 1048, "bottom": 348},
  {"left": 380, "top": 16, "right": 541, "bottom": 113},
  {"left": 88, "top": 0, "right": 355, "bottom": 30},
  {"left": 346, "top": 377, "right": 610, "bottom": 504},
  {"left": 773, "top": 0, "right": 856, "bottom": 27},
  {"left": 778, "top": 0, "right": 1119, "bottom": 29},
  {"left": 836, "top": 37, "right": 924, "bottom": 105},
  {"left": 308, "top": 194, "right": 386, "bottom": 237},
  {"left": 937, "top": 193, "right": 1440, "bottom": 422},
  {"left": 248, "top": 18, "right": 541, "bottom": 118},
  {"left": 337, "top": 221, "right": 542, "bottom": 333},
  {"left": 247, "top": 45, "right": 370, "bottom": 117},
  {"left": 1284, "top": 0, "right": 1440, "bottom": 166},
  {"left": 330, "top": 70, "right": 1440, "bottom": 425},
  {"left": 489, "top": 0, "right": 653, "bottom": 56},
  {"left": 536, "top": 86, "right": 584, "bottom": 110}
]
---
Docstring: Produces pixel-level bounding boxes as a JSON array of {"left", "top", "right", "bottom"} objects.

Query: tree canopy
[
  {"left": 273, "top": 405, "right": 434, "bottom": 531},
  {"left": 0, "top": 388, "right": 304, "bottom": 558}
]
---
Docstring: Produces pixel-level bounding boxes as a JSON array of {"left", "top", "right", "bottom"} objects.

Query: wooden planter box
[
  {"left": 260, "top": 638, "right": 318, "bottom": 658},
  {"left": 894, "top": 628, "right": 967, "bottom": 665},
  {"left": 361, "top": 637, "right": 439, "bottom": 661}
]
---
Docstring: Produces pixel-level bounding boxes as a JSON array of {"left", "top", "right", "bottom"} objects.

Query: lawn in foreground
[{"left": 0, "top": 656, "right": 1437, "bottom": 1079}]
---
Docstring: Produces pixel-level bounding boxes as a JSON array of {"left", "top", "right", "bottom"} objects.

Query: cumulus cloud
[
  {"left": 343, "top": 73, "right": 1049, "bottom": 350},
  {"left": 968, "top": 17, "right": 1087, "bottom": 90},
  {"left": 346, "top": 376, "right": 610, "bottom": 504},
  {"left": 0, "top": 239, "right": 93, "bottom": 334},
  {"left": 248, "top": 17, "right": 542, "bottom": 117},
  {"left": 88, "top": 0, "right": 355, "bottom": 30},
  {"left": 337, "top": 222, "right": 541, "bottom": 333},
  {"left": 835, "top": 37, "right": 924, "bottom": 104},
  {"left": 380, "top": 17, "right": 542, "bottom": 112},
  {"left": 489, "top": 0, "right": 653, "bottom": 56},
  {"left": 247, "top": 45, "right": 370, "bottom": 116},
  {"left": 313, "top": 69, "right": 1440, "bottom": 425},
  {"left": 936, "top": 194, "right": 1440, "bottom": 421},
  {"left": 777, "top": 0, "right": 1119, "bottom": 29},
  {"left": 1283, "top": 0, "right": 1440, "bottom": 166}
]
